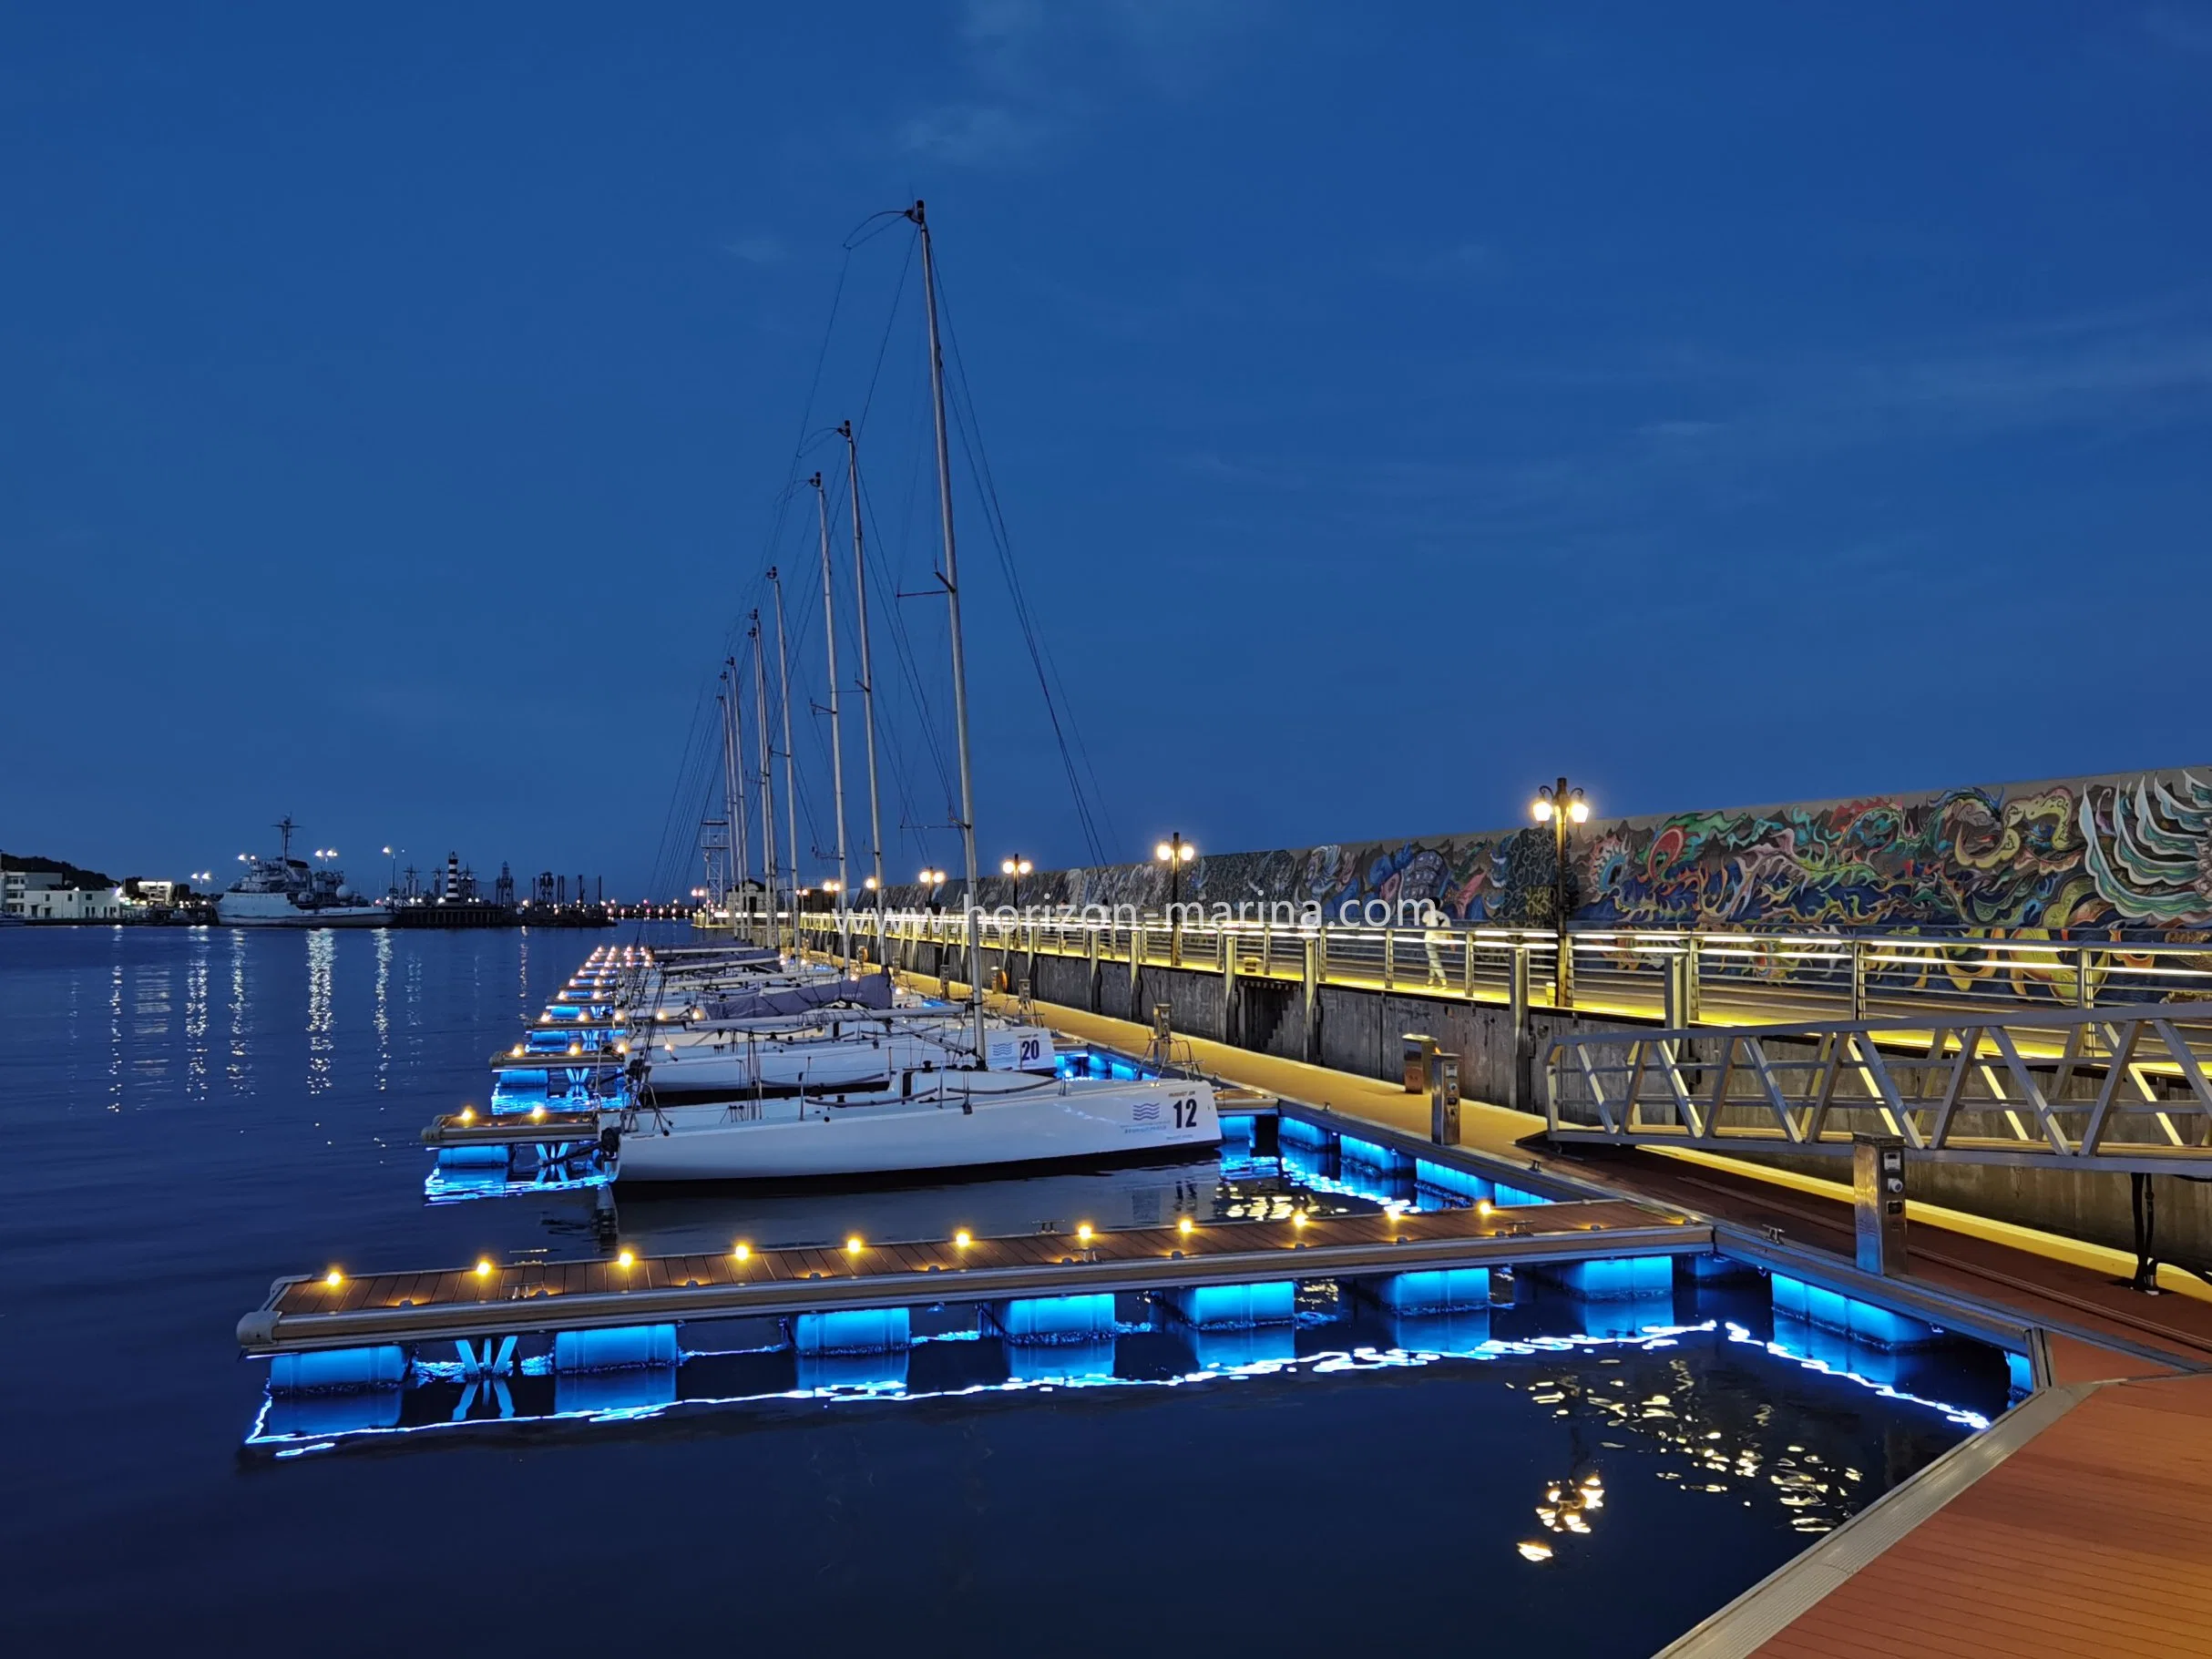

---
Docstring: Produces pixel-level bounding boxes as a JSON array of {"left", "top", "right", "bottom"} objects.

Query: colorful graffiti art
[{"left": 892, "top": 768, "right": 2212, "bottom": 938}]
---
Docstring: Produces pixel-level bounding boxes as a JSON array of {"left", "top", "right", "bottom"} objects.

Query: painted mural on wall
[{"left": 886, "top": 768, "right": 2212, "bottom": 937}]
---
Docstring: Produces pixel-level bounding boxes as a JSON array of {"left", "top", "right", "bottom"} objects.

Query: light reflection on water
[
  {"left": 4, "top": 924, "right": 2012, "bottom": 1654},
  {"left": 227, "top": 927, "right": 249, "bottom": 1092},
  {"left": 373, "top": 928, "right": 391, "bottom": 1091},
  {"left": 306, "top": 931, "right": 335, "bottom": 1096}
]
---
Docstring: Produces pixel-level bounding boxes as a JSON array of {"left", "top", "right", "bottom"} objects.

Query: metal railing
[
  {"left": 787, "top": 908, "right": 2212, "bottom": 1026},
  {"left": 1542, "top": 1004, "right": 2212, "bottom": 1173}
]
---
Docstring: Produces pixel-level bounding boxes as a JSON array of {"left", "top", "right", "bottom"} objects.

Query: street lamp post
[
  {"left": 999, "top": 855, "right": 1032, "bottom": 909},
  {"left": 1531, "top": 777, "right": 1590, "bottom": 1009},
  {"left": 1154, "top": 833, "right": 1198, "bottom": 967},
  {"left": 1152, "top": 833, "right": 1197, "bottom": 909}
]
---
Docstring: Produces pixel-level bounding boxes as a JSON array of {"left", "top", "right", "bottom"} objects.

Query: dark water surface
[{"left": 5, "top": 925, "right": 2000, "bottom": 1655}]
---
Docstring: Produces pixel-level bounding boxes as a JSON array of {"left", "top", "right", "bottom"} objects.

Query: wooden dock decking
[
  {"left": 240, "top": 1196, "right": 1705, "bottom": 1355},
  {"left": 1665, "top": 1370, "right": 2212, "bottom": 1659}
]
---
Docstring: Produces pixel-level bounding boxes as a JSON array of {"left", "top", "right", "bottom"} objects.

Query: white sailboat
[
  {"left": 615, "top": 1067, "right": 1220, "bottom": 1182},
  {"left": 606, "top": 202, "right": 1218, "bottom": 1182}
]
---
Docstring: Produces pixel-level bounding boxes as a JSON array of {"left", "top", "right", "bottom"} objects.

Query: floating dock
[{"left": 238, "top": 1198, "right": 1705, "bottom": 1357}]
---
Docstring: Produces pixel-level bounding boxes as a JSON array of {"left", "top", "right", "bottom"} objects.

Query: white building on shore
[{"left": 3, "top": 869, "right": 126, "bottom": 921}]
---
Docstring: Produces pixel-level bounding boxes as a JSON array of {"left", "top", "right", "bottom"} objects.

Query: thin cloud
[
  {"left": 2143, "top": 6, "right": 2212, "bottom": 55},
  {"left": 1376, "top": 241, "right": 1499, "bottom": 282},
  {"left": 896, "top": 0, "right": 1270, "bottom": 168},
  {"left": 722, "top": 233, "right": 788, "bottom": 266},
  {"left": 897, "top": 102, "right": 1065, "bottom": 169}
]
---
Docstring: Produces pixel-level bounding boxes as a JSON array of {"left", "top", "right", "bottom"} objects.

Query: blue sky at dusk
[{"left": 5, "top": 4, "right": 2211, "bottom": 896}]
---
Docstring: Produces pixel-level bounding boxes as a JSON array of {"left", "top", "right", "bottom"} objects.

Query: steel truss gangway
[{"left": 1542, "top": 1002, "right": 2212, "bottom": 1178}]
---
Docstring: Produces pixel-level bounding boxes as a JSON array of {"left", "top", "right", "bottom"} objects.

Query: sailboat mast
[
  {"left": 725, "top": 657, "right": 753, "bottom": 937},
  {"left": 750, "top": 613, "right": 778, "bottom": 952},
  {"left": 813, "top": 471, "right": 851, "bottom": 964},
  {"left": 769, "top": 567, "right": 799, "bottom": 957},
  {"left": 841, "top": 420, "right": 887, "bottom": 955},
  {"left": 908, "top": 199, "right": 986, "bottom": 1055},
  {"left": 715, "top": 678, "right": 735, "bottom": 914}
]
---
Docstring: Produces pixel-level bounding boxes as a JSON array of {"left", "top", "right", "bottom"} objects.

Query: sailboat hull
[{"left": 615, "top": 1078, "right": 1220, "bottom": 1183}]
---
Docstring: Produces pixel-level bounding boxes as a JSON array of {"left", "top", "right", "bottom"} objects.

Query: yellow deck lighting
[
  {"left": 458, "top": 1106, "right": 476, "bottom": 1124},
  {"left": 324, "top": 1268, "right": 343, "bottom": 1288},
  {"left": 475, "top": 1258, "right": 493, "bottom": 1277},
  {"left": 1076, "top": 1223, "right": 1093, "bottom": 1244},
  {"left": 845, "top": 1235, "right": 864, "bottom": 1254},
  {"left": 732, "top": 1243, "right": 752, "bottom": 1262},
  {"left": 617, "top": 1249, "right": 635, "bottom": 1268},
  {"left": 1178, "top": 1216, "right": 1195, "bottom": 1236},
  {"left": 954, "top": 1230, "right": 973, "bottom": 1248}
]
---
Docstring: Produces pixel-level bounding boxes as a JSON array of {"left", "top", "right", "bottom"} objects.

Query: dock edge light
[
  {"left": 732, "top": 1242, "right": 751, "bottom": 1262},
  {"left": 954, "top": 1229, "right": 972, "bottom": 1248},
  {"left": 617, "top": 1249, "right": 635, "bottom": 1268},
  {"left": 1076, "top": 1223, "right": 1093, "bottom": 1244},
  {"left": 475, "top": 1258, "right": 493, "bottom": 1277},
  {"left": 1178, "top": 1216, "right": 1195, "bottom": 1236},
  {"left": 845, "top": 1235, "right": 865, "bottom": 1254},
  {"left": 324, "top": 1268, "right": 343, "bottom": 1288}
]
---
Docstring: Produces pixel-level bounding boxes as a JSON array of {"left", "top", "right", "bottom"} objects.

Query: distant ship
[{"left": 218, "top": 817, "right": 390, "bottom": 927}]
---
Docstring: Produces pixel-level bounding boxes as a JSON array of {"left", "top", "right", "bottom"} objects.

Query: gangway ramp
[{"left": 1544, "top": 1001, "right": 2212, "bottom": 1175}]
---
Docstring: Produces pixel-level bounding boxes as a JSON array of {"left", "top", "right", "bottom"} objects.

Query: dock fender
[
  {"left": 237, "top": 1310, "right": 281, "bottom": 1347},
  {"left": 599, "top": 1126, "right": 621, "bottom": 1157}
]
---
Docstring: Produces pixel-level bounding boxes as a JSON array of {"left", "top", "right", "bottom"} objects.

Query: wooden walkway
[{"left": 1666, "top": 1371, "right": 2212, "bottom": 1658}]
